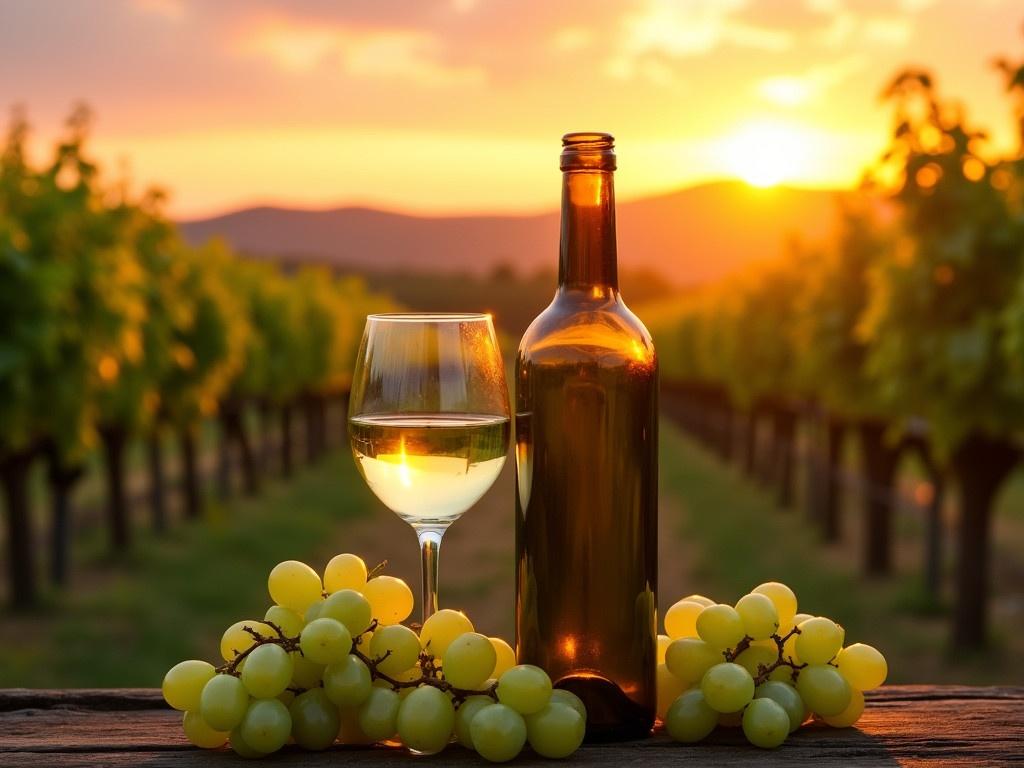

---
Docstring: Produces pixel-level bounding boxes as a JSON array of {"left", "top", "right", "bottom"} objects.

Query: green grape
[
  {"left": 664, "top": 599, "right": 704, "bottom": 639},
  {"left": 495, "top": 665, "right": 552, "bottom": 715},
  {"left": 420, "top": 608, "right": 475, "bottom": 659},
  {"left": 657, "top": 634, "right": 671, "bottom": 664},
  {"left": 369, "top": 623, "right": 422, "bottom": 676},
  {"left": 735, "top": 593, "right": 780, "bottom": 640},
  {"left": 324, "top": 553, "right": 368, "bottom": 594},
  {"left": 796, "top": 664, "right": 852, "bottom": 717},
  {"left": 268, "top": 560, "right": 323, "bottom": 614},
  {"left": 263, "top": 605, "right": 303, "bottom": 638},
  {"left": 229, "top": 725, "right": 267, "bottom": 758},
  {"left": 735, "top": 644, "right": 778, "bottom": 678},
  {"left": 682, "top": 594, "right": 715, "bottom": 607},
  {"left": 358, "top": 686, "right": 401, "bottom": 741},
  {"left": 300, "top": 617, "right": 353, "bottom": 666},
  {"left": 665, "top": 638, "right": 722, "bottom": 685},
  {"left": 549, "top": 689, "right": 587, "bottom": 721},
  {"left": 396, "top": 685, "right": 456, "bottom": 754},
  {"left": 240, "top": 698, "right": 292, "bottom": 754},
  {"left": 664, "top": 689, "right": 718, "bottom": 743},
  {"left": 742, "top": 697, "right": 790, "bottom": 748},
  {"left": 767, "top": 664, "right": 797, "bottom": 684},
  {"left": 752, "top": 582, "right": 798, "bottom": 628},
  {"left": 337, "top": 705, "right": 376, "bottom": 745},
  {"left": 362, "top": 576, "right": 414, "bottom": 625},
  {"left": 525, "top": 702, "right": 585, "bottom": 758},
  {"left": 182, "top": 710, "right": 228, "bottom": 749},
  {"left": 792, "top": 612, "right": 813, "bottom": 625},
  {"left": 696, "top": 604, "right": 746, "bottom": 650},
  {"left": 240, "top": 644, "right": 294, "bottom": 699},
  {"left": 304, "top": 599, "right": 325, "bottom": 624},
  {"left": 290, "top": 652, "right": 325, "bottom": 689},
  {"left": 489, "top": 637, "right": 517, "bottom": 679},
  {"left": 795, "top": 617, "right": 844, "bottom": 665},
  {"left": 321, "top": 589, "right": 374, "bottom": 636},
  {"left": 324, "top": 654, "right": 373, "bottom": 707},
  {"left": 277, "top": 689, "right": 296, "bottom": 707},
  {"left": 700, "top": 662, "right": 755, "bottom": 713},
  {"left": 656, "top": 662, "right": 686, "bottom": 720},
  {"left": 836, "top": 643, "right": 887, "bottom": 691},
  {"left": 822, "top": 687, "right": 865, "bottom": 728},
  {"left": 755, "top": 681, "right": 806, "bottom": 732},
  {"left": 454, "top": 694, "right": 494, "bottom": 748},
  {"left": 221, "top": 621, "right": 273, "bottom": 662},
  {"left": 289, "top": 688, "right": 341, "bottom": 751},
  {"left": 163, "top": 660, "right": 216, "bottom": 712},
  {"left": 200, "top": 674, "right": 250, "bottom": 731},
  {"left": 444, "top": 632, "right": 497, "bottom": 690},
  {"left": 470, "top": 703, "right": 527, "bottom": 763}
]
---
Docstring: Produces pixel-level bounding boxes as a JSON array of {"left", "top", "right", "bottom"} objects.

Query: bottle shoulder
[{"left": 517, "top": 291, "right": 657, "bottom": 369}]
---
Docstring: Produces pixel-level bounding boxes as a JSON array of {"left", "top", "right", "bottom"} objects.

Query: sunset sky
[{"left": 1, "top": 0, "right": 1022, "bottom": 218}]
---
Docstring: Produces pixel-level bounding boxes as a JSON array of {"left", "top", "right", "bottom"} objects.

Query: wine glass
[{"left": 348, "top": 313, "right": 510, "bottom": 622}]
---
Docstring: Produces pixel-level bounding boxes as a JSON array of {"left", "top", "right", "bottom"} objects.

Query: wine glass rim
[{"left": 367, "top": 312, "right": 492, "bottom": 323}]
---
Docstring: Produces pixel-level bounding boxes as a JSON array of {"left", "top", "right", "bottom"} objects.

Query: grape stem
[
  {"left": 216, "top": 617, "right": 499, "bottom": 704},
  {"left": 215, "top": 620, "right": 301, "bottom": 677},
  {"left": 736, "top": 626, "right": 807, "bottom": 686}
]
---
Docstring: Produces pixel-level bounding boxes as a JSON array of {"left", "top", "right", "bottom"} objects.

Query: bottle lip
[{"left": 561, "top": 132, "right": 616, "bottom": 171}]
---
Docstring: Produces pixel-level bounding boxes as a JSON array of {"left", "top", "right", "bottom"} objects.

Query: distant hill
[{"left": 179, "top": 181, "right": 847, "bottom": 285}]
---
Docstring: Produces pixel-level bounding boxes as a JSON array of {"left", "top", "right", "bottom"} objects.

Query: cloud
[
  {"left": 608, "top": 0, "right": 793, "bottom": 83},
  {"left": 132, "top": 0, "right": 187, "bottom": 22},
  {"left": 862, "top": 15, "right": 913, "bottom": 46},
  {"left": 757, "top": 55, "right": 866, "bottom": 106},
  {"left": 551, "top": 26, "right": 594, "bottom": 53},
  {"left": 233, "top": 14, "right": 485, "bottom": 87}
]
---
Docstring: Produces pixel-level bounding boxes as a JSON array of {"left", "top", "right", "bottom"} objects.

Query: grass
[
  {"left": 2, "top": 419, "right": 1019, "bottom": 688},
  {"left": 0, "top": 450, "right": 374, "bottom": 687},
  {"left": 659, "top": 423, "right": 1023, "bottom": 685}
]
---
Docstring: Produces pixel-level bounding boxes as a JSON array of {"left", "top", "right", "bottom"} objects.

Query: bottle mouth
[{"left": 561, "top": 132, "right": 616, "bottom": 171}]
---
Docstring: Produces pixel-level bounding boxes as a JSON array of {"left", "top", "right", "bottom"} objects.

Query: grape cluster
[
  {"left": 162, "top": 554, "right": 586, "bottom": 762},
  {"left": 657, "top": 581, "right": 887, "bottom": 749}
]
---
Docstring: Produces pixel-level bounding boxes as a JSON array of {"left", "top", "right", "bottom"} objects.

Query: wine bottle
[{"left": 514, "top": 132, "right": 658, "bottom": 741}]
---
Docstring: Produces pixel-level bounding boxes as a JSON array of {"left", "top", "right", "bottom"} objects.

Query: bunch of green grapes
[
  {"left": 657, "top": 581, "right": 887, "bottom": 749},
  {"left": 162, "top": 554, "right": 586, "bottom": 762}
]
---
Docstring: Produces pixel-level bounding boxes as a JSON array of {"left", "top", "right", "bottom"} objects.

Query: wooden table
[{"left": 1, "top": 686, "right": 1021, "bottom": 766}]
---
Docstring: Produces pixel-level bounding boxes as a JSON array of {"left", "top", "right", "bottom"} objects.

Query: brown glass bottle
[{"left": 515, "top": 133, "right": 657, "bottom": 741}]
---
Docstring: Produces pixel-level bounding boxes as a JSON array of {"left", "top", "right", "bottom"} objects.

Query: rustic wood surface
[{"left": 1, "top": 685, "right": 1021, "bottom": 767}]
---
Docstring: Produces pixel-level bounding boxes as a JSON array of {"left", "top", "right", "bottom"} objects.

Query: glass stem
[{"left": 415, "top": 526, "right": 445, "bottom": 622}]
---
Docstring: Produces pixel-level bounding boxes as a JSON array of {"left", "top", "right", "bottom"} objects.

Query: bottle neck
[{"left": 558, "top": 169, "right": 618, "bottom": 293}]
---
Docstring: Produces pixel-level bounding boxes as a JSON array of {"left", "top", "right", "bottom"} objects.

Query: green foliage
[
  {"left": 858, "top": 70, "right": 1024, "bottom": 453},
  {"left": 0, "top": 107, "right": 395, "bottom": 462},
  {"left": 793, "top": 200, "right": 893, "bottom": 421},
  {"left": 655, "top": 51, "right": 1024, "bottom": 457}
]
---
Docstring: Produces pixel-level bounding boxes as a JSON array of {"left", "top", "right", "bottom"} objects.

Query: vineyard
[
  {"left": 0, "top": 107, "right": 395, "bottom": 612},
  {"left": 651, "top": 62, "right": 1024, "bottom": 651}
]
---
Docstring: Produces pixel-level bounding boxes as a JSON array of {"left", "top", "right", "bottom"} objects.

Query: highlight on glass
[{"left": 348, "top": 313, "right": 511, "bottom": 622}]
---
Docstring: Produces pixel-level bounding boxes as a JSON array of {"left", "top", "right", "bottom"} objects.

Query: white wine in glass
[{"left": 348, "top": 314, "right": 510, "bottom": 622}]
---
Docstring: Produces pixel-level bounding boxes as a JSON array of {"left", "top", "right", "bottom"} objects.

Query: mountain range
[{"left": 179, "top": 181, "right": 847, "bottom": 285}]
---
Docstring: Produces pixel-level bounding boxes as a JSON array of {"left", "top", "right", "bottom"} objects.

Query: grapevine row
[
  {"left": 651, "top": 58, "right": 1024, "bottom": 650},
  {"left": 0, "top": 107, "right": 396, "bottom": 609}
]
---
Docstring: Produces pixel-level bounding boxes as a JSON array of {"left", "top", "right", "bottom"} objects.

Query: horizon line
[{"left": 175, "top": 176, "right": 850, "bottom": 222}]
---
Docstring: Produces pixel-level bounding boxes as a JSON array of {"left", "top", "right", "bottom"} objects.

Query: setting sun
[{"left": 718, "top": 120, "right": 819, "bottom": 188}]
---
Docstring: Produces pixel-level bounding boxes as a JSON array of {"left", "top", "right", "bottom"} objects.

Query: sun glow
[{"left": 717, "top": 120, "right": 819, "bottom": 188}]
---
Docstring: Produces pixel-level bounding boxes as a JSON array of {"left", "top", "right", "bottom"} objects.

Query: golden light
[
  {"left": 97, "top": 355, "right": 120, "bottom": 383},
  {"left": 717, "top": 120, "right": 817, "bottom": 188}
]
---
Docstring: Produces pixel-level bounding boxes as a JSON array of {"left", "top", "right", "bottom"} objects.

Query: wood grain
[{"left": 0, "top": 686, "right": 1021, "bottom": 767}]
